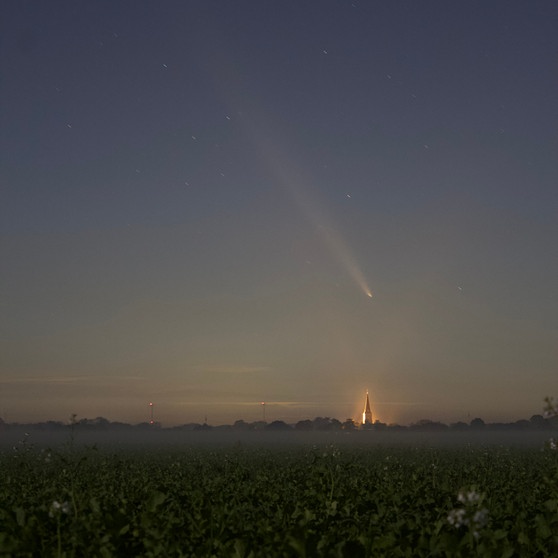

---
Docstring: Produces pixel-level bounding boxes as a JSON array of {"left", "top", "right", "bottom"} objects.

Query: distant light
[{"left": 366, "top": 292, "right": 373, "bottom": 298}]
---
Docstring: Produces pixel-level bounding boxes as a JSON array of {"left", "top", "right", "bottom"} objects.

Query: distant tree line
[{"left": 1, "top": 413, "right": 556, "bottom": 433}]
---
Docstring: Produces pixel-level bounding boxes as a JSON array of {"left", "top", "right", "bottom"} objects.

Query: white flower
[
  {"left": 449, "top": 489, "right": 489, "bottom": 537},
  {"left": 548, "top": 438, "right": 557, "bottom": 450},
  {"left": 49, "top": 500, "right": 70, "bottom": 518},
  {"left": 447, "top": 508, "right": 467, "bottom": 527},
  {"left": 457, "top": 490, "right": 480, "bottom": 505}
]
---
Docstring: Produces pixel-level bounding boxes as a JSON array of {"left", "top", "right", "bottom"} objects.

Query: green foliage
[{"left": 0, "top": 442, "right": 557, "bottom": 557}]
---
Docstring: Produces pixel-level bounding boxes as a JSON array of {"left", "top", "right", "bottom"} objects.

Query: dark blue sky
[{"left": 1, "top": 1, "right": 557, "bottom": 425}]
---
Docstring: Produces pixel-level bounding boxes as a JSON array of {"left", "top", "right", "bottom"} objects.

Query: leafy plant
[{"left": 1, "top": 443, "right": 558, "bottom": 556}]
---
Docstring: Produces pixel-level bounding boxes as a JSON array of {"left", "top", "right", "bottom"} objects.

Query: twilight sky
[{"left": 1, "top": 1, "right": 557, "bottom": 426}]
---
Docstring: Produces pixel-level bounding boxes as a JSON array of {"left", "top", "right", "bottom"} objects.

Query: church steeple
[{"left": 362, "top": 390, "right": 373, "bottom": 424}]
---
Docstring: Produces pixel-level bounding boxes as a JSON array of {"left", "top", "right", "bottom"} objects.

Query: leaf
[
  {"left": 119, "top": 524, "right": 130, "bottom": 535},
  {"left": 14, "top": 507, "right": 25, "bottom": 527},
  {"left": 146, "top": 491, "right": 167, "bottom": 512},
  {"left": 544, "top": 499, "right": 557, "bottom": 512}
]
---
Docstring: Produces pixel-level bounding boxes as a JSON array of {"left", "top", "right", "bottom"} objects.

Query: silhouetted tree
[
  {"left": 266, "top": 420, "right": 291, "bottom": 431},
  {"left": 233, "top": 420, "right": 251, "bottom": 431},
  {"left": 530, "top": 414, "right": 548, "bottom": 429},
  {"left": 312, "top": 417, "right": 332, "bottom": 430},
  {"left": 329, "top": 418, "right": 342, "bottom": 431},
  {"left": 136, "top": 421, "right": 161, "bottom": 430},
  {"left": 193, "top": 423, "right": 212, "bottom": 431},
  {"left": 341, "top": 419, "right": 356, "bottom": 431},
  {"left": 544, "top": 397, "right": 558, "bottom": 419},
  {"left": 373, "top": 420, "right": 387, "bottom": 431},
  {"left": 87, "top": 417, "right": 110, "bottom": 429},
  {"left": 410, "top": 419, "right": 448, "bottom": 431},
  {"left": 295, "top": 419, "right": 313, "bottom": 431},
  {"left": 470, "top": 417, "right": 485, "bottom": 429},
  {"left": 387, "top": 423, "right": 407, "bottom": 431},
  {"left": 37, "top": 421, "right": 65, "bottom": 431}
]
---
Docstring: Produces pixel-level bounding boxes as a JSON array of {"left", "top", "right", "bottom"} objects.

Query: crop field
[{"left": 1, "top": 437, "right": 557, "bottom": 557}]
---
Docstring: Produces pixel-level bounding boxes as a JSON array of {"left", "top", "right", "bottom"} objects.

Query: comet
[
  {"left": 271, "top": 165, "right": 374, "bottom": 300},
  {"left": 313, "top": 218, "right": 374, "bottom": 299},
  {"left": 209, "top": 74, "right": 374, "bottom": 299}
]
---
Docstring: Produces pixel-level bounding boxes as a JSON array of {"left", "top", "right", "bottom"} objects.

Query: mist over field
[{"left": 1, "top": 425, "right": 554, "bottom": 453}]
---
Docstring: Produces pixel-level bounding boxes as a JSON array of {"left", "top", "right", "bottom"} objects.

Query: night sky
[{"left": 1, "top": 1, "right": 557, "bottom": 426}]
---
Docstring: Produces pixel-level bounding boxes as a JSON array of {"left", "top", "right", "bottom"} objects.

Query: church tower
[{"left": 362, "top": 390, "right": 373, "bottom": 425}]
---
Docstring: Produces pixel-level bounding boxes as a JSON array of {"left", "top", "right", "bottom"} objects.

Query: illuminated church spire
[{"left": 362, "top": 390, "right": 373, "bottom": 425}]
